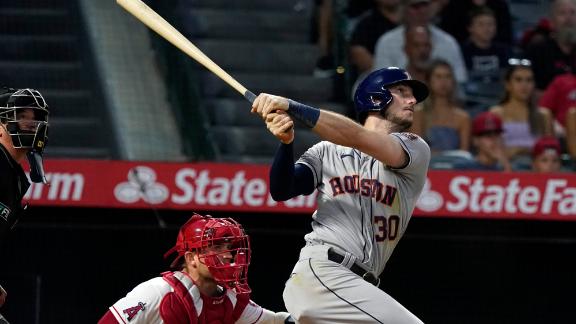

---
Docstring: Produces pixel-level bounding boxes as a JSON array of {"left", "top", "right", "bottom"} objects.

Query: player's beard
[{"left": 382, "top": 109, "right": 412, "bottom": 132}]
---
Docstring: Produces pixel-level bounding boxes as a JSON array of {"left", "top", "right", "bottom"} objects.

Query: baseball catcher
[{"left": 98, "top": 213, "right": 294, "bottom": 323}]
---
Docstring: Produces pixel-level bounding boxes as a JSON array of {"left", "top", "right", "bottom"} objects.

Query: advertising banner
[{"left": 24, "top": 160, "right": 576, "bottom": 220}]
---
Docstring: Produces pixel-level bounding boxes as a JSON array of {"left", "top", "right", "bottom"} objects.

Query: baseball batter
[
  {"left": 252, "top": 67, "right": 430, "bottom": 323},
  {"left": 99, "top": 213, "right": 293, "bottom": 324}
]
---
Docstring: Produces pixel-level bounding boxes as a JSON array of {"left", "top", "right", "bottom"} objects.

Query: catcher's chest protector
[{"left": 161, "top": 271, "right": 247, "bottom": 323}]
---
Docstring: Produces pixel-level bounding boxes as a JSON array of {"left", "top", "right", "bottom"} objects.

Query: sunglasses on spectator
[{"left": 508, "top": 58, "right": 532, "bottom": 67}]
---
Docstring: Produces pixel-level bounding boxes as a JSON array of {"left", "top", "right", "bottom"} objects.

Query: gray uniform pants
[{"left": 283, "top": 245, "right": 423, "bottom": 324}]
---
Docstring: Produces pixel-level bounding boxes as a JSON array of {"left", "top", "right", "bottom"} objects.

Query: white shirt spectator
[{"left": 373, "top": 24, "right": 468, "bottom": 83}]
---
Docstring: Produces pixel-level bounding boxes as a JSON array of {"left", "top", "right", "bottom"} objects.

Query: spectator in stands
[
  {"left": 373, "top": 0, "right": 468, "bottom": 84},
  {"left": 538, "top": 70, "right": 576, "bottom": 145},
  {"left": 489, "top": 60, "right": 554, "bottom": 161},
  {"left": 314, "top": 0, "right": 336, "bottom": 77},
  {"left": 453, "top": 111, "right": 511, "bottom": 171},
  {"left": 521, "top": 0, "right": 576, "bottom": 48},
  {"left": 428, "top": 0, "right": 449, "bottom": 25},
  {"left": 412, "top": 59, "right": 470, "bottom": 152},
  {"left": 524, "top": 0, "right": 576, "bottom": 92},
  {"left": 460, "top": 6, "right": 512, "bottom": 84},
  {"left": 352, "top": 23, "right": 431, "bottom": 100},
  {"left": 346, "top": 0, "right": 375, "bottom": 18},
  {"left": 315, "top": 0, "right": 374, "bottom": 77},
  {"left": 531, "top": 136, "right": 563, "bottom": 173},
  {"left": 404, "top": 25, "right": 432, "bottom": 82},
  {"left": 348, "top": 0, "right": 401, "bottom": 77},
  {"left": 567, "top": 108, "right": 576, "bottom": 160},
  {"left": 438, "top": 0, "right": 513, "bottom": 45}
]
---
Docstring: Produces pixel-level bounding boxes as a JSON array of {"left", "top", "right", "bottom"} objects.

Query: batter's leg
[{"left": 283, "top": 252, "right": 422, "bottom": 323}]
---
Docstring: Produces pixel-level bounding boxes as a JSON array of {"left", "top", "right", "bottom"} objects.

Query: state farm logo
[
  {"left": 112, "top": 166, "right": 316, "bottom": 208},
  {"left": 416, "top": 178, "right": 443, "bottom": 212},
  {"left": 447, "top": 177, "right": 576, "bottom": 215},
  {"left": 416, "top": 176, "right": 576, "bottom": 216},
  {"left": 114, "top": 166, "right": 169, "bottom": 204}
]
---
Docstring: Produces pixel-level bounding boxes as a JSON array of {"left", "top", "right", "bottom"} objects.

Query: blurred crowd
[{"left": 314, "top": 0, "right": 576, "bottom": 172}]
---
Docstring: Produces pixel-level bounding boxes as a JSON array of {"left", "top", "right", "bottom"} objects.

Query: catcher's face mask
[
  {"left": 198, "top": 226, "right": 251, "bottom": 294},
  {"left": 0, "top": 88, "right": 49, "bottom": 183},
  {"left": 164, "top": 214, "right": 252, "bottom": 294}
]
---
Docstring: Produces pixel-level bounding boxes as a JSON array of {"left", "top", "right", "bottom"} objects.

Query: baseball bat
[{"left": 116, "top": 0, "right": 257, "bottom": 103}]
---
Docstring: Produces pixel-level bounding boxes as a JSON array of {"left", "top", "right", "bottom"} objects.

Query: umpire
[{"left": 0, "top": 87, "right": 50, "bottom": 322}]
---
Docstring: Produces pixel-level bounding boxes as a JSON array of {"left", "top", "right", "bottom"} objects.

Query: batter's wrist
[{"left": 287, "top": 100, "right": 320, "bottom": 128}]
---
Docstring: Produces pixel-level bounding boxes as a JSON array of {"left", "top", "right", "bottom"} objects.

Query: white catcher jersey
[
  {"left": 108, "top": 271, "right": 270, "bottom": 324},
  {"left": 297, "top": 132, "right": 430, "bottom": 275}
]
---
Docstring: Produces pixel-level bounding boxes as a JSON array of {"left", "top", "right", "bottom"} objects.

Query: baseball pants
[{"left": 283, "top": 245, "right": 423, "bottom": 324}]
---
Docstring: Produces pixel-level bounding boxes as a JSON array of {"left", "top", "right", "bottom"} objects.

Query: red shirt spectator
[{"left": 538, "top": 73, "right": 576, "bottom": 127}]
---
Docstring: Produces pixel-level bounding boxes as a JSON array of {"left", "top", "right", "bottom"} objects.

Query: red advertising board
[{"left": 23, "top": 159, "right": 576, "bottom": 221}]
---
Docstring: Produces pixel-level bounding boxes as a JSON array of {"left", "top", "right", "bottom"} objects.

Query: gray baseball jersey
[{"left": 297, "top": 132, "right": 430, "bottom": 275}]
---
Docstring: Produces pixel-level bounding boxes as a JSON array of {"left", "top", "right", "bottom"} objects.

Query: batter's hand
[
  {"left": 266, "top": 112, "right": 294, "bottom": 144},
  {"left": 251, "top": 93, "right": 289, "bottom": 119}
]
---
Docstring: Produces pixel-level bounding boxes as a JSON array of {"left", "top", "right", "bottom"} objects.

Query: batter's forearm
[
  {"left": 313, "top": 110, "right": 367, "bottom": 148},
  {"left": 312, "top": 111, "right": 407, "bottom": 167},
  {"left": 285, "top": 100, "right": 405, "bottom": 166},
  {"left": 286, "top": 100, "right": 367, "bottom": 147}
]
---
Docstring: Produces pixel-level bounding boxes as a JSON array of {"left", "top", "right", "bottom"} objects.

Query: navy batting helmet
[{"left": 354, "top": 67, "right": 429, "bottom": 114}]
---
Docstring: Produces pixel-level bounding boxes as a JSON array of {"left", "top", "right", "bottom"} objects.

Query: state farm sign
[
  {"left": 110, "top": 165, "right": 316, "bottom": 209},
  {"left": 417, "top": 171, "right": 576, "bottom": 220},
  {"left": 23, "top": 160, "right": 317, "bottom": 213},
  {"left": 25, "top": 172, "right": 84, "bottom": 201},
  {"left": 21, "top": 160, "right": 576, "bottom": 221}
]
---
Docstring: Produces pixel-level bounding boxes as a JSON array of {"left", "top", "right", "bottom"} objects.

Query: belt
[{"left": 327, "top": 249, "right": 380, "bottom": 286}]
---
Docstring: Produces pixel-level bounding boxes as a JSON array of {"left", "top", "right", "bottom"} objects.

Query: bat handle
[{"left": 244, "top": 90, "right": 257, "bottom": 103}]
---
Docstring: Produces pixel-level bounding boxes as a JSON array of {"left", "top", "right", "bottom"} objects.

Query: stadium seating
[
  {"left": 0, "top": 0, "right": 117, "bottom": 158},
  {"left": 171, "top": 0, "right": 346, "bottom": 163}
]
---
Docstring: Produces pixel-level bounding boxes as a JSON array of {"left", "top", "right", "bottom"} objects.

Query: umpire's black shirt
[{"left": 0, "top": 143, "right": 30, "bottom": 244}]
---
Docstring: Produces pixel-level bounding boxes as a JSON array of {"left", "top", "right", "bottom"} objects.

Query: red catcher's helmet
[{"left": 164, "top": 213, "right": 252, "bottom": 294}]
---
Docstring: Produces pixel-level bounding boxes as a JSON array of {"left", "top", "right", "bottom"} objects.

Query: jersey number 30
[{"left": 374, "top": 215, "right": 400, "bottom": 242}]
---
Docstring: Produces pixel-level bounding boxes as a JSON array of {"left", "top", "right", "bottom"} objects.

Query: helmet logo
[
  {"left": 369, "top": 95, "right": 383, "bottom": 106},
  {"left": 204, "top": 227, "right": 215, "bottom": 239}
]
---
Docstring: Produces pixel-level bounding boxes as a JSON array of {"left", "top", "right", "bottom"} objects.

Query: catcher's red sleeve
[{"left": 98, "top": 310, "right": 120, "bottom": 324}]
